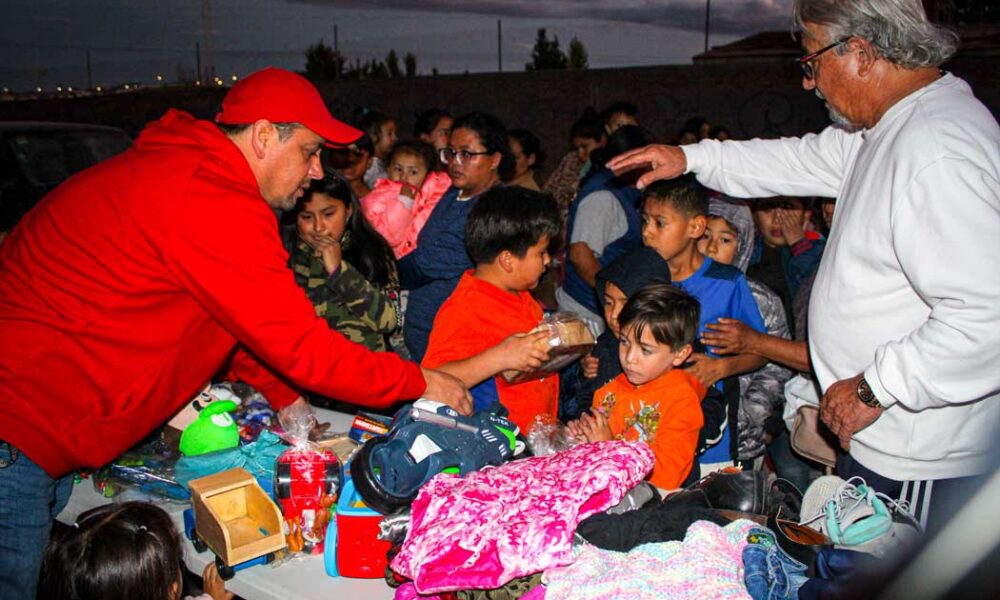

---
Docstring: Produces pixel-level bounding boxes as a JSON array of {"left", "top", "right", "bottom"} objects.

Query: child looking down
[{"left": 569, "top": 284, "right": 704, "bottom": 490}]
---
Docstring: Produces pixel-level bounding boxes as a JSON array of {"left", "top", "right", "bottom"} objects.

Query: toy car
[
  {"left": 274, "top": 447, "right": 342, "bottom": 553},
  {"left": 185, "top": 468, "right": 286, "bottom": 580}
]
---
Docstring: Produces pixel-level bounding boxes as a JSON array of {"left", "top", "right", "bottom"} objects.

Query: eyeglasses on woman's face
[{"left": 439, "top": 147, "right": 492, "bottom": 166}]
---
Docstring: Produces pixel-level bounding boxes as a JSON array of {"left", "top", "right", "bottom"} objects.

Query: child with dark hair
[
  {"left": 421, "top": 186, "right": 562, "bottom": 431},
  {"left": 599, "top": 101, "right": 639, "bottom": 134},
  {"left": 640, "top": 175, "right": 767, "bottom": 474},
  {"left": 557, "top": 125, "right": 649, "bottom": 333},
  {"left": 361, "top": 140, "right": 452, "bottom": 259},
  {"left": 282, "top": 169, "right": 400, "bottom": 353},
  {"left": 38, "top": 502, "right": 231, "bottom": 600},
  {"left": 353, "top": 108, "right": 398, "bottom": 188},
  {"left": 327, "top": 134, "right": 375, "bottom": 199},
  {"left": 543, "top": 108, "right": 607, "bottom": 216},
  {"left": 414, "top": 108, "right": 453, "bottom": 153},
  {"left": 506, "top": 128, "right": 545, "bottom": 191},
  {"left": 568, "top": 284, "right": 704, "bottom": 490}
]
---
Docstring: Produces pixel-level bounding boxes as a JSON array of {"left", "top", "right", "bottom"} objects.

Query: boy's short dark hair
[
  {"left": 641, "top": 174, "right": 709, "bottom": 219},
  {"left": 618, "top": 284, "right": 700, "bottom": 350},
  {"left": 465, "top": 186, "right": 561, "bottom": 264}
]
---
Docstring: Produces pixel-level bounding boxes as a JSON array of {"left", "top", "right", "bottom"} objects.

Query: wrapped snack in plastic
[
  {"left": 273, "top": 401, "right": 342, "bottom": 555},
  {"left": 525, "top": 414, "right": 579, "bottom": 457},
  {"left": 502, "top": 312, "right": 596, "bottom": 383}
]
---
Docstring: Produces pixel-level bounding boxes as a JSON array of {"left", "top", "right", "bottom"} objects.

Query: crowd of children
[{"left": 40, "top": 102, "right": 839, "bottom": 599}]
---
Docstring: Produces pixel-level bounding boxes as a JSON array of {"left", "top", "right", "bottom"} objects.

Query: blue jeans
[
  {"left": 0, "top": 442, "right": 74, "bottom": 600},
  {"left": 743, "top": 526, "right": 809, "bottom": 600}
]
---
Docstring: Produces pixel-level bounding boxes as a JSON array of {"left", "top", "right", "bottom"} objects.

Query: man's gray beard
[{"left": 816, "top": 90, "right": 859, "bottom": 132}]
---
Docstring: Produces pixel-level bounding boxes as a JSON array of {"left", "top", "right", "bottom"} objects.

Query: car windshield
[{"left": 5, "top": 129, "right": 131, "bottom": 187}]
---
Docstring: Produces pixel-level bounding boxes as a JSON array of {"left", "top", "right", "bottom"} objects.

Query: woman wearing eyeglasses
[{"left": 398, "top": 112, "right": 513, "bottom": 361}]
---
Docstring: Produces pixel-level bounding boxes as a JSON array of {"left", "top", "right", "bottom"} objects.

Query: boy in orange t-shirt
[
  {"left": 422, "top": 186, "right": 562, "bottom": 433},
  {"left": 569, "top": 284, "right": 705, "bottom": 489}
]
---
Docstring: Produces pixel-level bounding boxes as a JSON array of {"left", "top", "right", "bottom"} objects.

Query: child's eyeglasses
[
  {"left": 798, "top": 36, "right": 851, "bottom": 80},
  {"left": 439, "top": 148, "right": 491, "bottom": 166}
]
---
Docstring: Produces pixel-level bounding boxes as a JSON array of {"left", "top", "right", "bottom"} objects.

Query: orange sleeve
[
  {"left": 421, "top": 297, "right": 506, "bottom": 370},
  {"left": 646, "top": 384, "right": 704, "bottom": 490}
]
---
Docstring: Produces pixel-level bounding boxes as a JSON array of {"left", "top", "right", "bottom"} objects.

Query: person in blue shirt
[
  {"left": 399, "top": 112, "right": 513, "bottom": 361},
  {"left": 639, "top": 176, "right": 767, "bottom": 474}
]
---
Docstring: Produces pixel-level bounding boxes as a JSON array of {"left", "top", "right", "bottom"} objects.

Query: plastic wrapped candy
[
  {"left": 502, "top": 312, "right": 596, "bottom": 383},
  {"left": 525, "top": 414, "right": 579, "bottom": 457},
  {"left": 273, "top": 401, "right": 342, "bottom": 555}
]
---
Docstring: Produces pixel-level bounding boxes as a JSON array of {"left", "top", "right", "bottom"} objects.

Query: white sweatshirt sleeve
[
  {"left": 681, "top": 127, "right": 855, "bottom": 199},
  {"left": 865, "top": 156, "right": 1000, "bottom": 410}
]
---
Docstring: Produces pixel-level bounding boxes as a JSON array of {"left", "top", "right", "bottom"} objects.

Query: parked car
[{"left": 0, "top": 121, "right": 132, "bottom": 233}]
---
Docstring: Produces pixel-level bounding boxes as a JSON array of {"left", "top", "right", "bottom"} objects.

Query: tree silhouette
[
  {"left": 568, "top": 37, "right": 589, "bottom": 70},
  {"left": 525, "top": 28, "right": 568, "bottom": 71},
  {"left": 304, "top": 40, "right": 343, "bottom": 80},
  {"left": 386, "top": 49, "right": 401, "bottom": 78},
  {"left": 404, "top": 52, "right": 417, "bottom": 77}
]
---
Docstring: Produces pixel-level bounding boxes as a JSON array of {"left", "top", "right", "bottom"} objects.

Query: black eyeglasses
[
  {"left": 798, "top": 36, "right": 851, "bottom": 80},
  {"left": 439, "top": 147, "right": 491, "bottom": 165}
]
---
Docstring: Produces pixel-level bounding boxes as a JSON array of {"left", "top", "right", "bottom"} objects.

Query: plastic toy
[
  {"left": 274, "top": 448, "right": 342, "bottom": 554},
  {"left": 179, "top": 400, "right": 240, "bottom": 457},
  {"left": 185, "top": 468, "right": 286, "bottom": 580},
  {"left": 324, "top": 475, "right": 392, "bottom": 578},
  {"left": 350, "top": 399, "right": 522, "bottom": 514}
]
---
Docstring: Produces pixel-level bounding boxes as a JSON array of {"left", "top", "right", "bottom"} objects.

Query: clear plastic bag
[
  {"left": 525, "top": 414, "right": 578, "bottom": 457},
  {"left": 502, "top": 312, "right": 596, "bottom": 383}
]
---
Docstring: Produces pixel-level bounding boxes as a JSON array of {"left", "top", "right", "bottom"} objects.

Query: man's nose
[{"left": 308, "top": 154, "right": 323, "bottom": 179}]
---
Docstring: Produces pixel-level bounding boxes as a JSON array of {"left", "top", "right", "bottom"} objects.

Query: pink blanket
[{"left": 390, "top": 441, "right": 654, "bottom": 594}]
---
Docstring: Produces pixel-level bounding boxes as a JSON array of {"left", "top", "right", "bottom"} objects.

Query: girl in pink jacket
[{"left": 361, "top": 140, "right": 451, "bottom": 259}]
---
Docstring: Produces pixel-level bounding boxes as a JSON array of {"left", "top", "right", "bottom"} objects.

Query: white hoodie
[{"left": 683, "top": 74, "right": 1000, "bottom": 481}]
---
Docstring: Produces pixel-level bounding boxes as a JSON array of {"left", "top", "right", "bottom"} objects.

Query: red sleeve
[
  {"left": 160, "top": 177, "right": 426, "bottom": 409},
  {"left": 224, "top": 346, "right": 301, "bottom": 410}
]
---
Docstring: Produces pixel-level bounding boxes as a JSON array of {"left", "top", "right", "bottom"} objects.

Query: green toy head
[{"left": 179, "top": 400, "right": 240, "bottom": 457}]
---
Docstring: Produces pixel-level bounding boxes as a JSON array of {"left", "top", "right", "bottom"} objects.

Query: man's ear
[
  {"left": 689, "top": 215, "right": 707, "bottom": 239},
  {"left": 672, "top": 343, "right": 693, "bottom": 366},
  {"left": 852, "top": 37, "right": 879, "bottom": 78},
  {"left": 488, "top": 152, "right": 502, "bottom": 173},
  {"left": 250, "top": 119, "right": 276, "bottom": 160}
]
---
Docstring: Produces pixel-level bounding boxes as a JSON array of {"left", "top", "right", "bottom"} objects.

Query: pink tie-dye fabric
[{"left": 390, "top": 441, "right": 654, "bottom": 594}]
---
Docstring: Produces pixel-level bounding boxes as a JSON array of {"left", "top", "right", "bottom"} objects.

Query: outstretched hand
[
  {"left": 701, "top": 318, "right": 759, "bottom": 356},
  {"left": 420, "top": 367, "right": 473, "bottom": 415},
  {"left": 606, "top": 144, "right": 687, "bottom": 190}
]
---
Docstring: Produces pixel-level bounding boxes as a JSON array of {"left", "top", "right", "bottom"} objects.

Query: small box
[
  {"left": 188, "top": 468, "right": 286, "bottom": 567},
  {"left": 348, "top": 411, "right": 394, "bottom": 443},
  {"left": 325, "top": 476, "right": 392, "bottom": 578}
]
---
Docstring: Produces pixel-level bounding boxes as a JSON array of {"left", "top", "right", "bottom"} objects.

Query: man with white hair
[{"left": 611, "top": 0, "right": 1000, "bottom": 529}]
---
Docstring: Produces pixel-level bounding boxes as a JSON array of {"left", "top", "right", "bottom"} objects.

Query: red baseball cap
[{"left": 215, "top": 67, "right": 361, "bottom": 146}]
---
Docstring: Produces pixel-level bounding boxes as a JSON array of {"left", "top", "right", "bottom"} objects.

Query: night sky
[{"left": 0, "top": 0, "right": 793, "bottom": 92}]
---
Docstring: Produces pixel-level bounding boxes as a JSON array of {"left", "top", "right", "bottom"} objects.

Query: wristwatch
[{"left": 856, "top": 377, "right": 881, "bottom": 409}]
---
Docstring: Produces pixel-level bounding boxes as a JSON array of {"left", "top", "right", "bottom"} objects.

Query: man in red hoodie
[{"left": 0, "top": 68, "right": 470, "bottom": 600}]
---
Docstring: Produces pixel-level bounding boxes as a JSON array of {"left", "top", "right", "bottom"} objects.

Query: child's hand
[
  {"left": 312, "top": 234, "right": 343, "bottom": 275},
  {"left": 576, "top": 410, "right": 613, "bottom": 442},
  {"left": 581, "top": 354, "right": 599, "bottom": 379},
  {"left": 400, "top": 183, "right": 418, "bottom": 199},
  {"left": 774, "top": 208, "right": 806, "bottom": 246},
  {"left": 565, "top": 419, "right": 586, "bottom": 442},
  {"left": 497, "top": 330, "right": 552, "bottom": 373},
  {"left": 201, "top": 563, "right": 234, "bottom": 600},
  {"left": 701, "top": 318, "right": 759, "bottom": 356}
]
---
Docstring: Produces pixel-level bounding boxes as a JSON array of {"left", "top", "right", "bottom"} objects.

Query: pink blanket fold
[{"left": 390, "top": 441, "right": 654, "bottom": 594}]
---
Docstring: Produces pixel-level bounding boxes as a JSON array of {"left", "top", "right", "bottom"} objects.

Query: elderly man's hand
[
  {"left": 820, "top": 373, "right": 883, "bottom": 451},
  {"left": 420, "top": 367, "right": 473, "bottom": 415},
  {"left": 606, "top": 144, "right": 687, "bottom": 190},
  {"left": 685, "top": 353, "right": 724, "bottom": 389}
]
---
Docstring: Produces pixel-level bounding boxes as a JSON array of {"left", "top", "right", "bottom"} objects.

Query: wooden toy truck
[{"left": 186, "top": 468, "right": 286, "bottom": 579}]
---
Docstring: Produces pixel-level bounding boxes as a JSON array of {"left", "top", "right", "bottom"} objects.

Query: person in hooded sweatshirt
[{"left": 0, "top": 68, "right": 469, "bottom": 600}]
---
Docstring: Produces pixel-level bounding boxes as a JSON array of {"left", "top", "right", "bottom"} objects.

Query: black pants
[{"left": 836, "top": 453, "right": 986, "bottom": 534}]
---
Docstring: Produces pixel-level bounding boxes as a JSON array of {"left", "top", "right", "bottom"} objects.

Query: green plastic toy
[{"left": 179, "top": 400, "right": 240, "bottom": 457}]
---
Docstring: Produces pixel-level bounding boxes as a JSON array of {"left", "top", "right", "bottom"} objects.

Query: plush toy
[{"left": 179, "top": 400, "right": 241, "bottom": 457}]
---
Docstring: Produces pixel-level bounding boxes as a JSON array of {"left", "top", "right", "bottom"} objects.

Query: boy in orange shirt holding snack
[
  {"left": 422, "top": 186, "right": 562, "bottom": 432},
  {"left": 569, "top": 284, "right": 704, "bottom": 489}
]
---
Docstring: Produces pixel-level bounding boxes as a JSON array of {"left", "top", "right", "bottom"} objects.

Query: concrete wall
[{"left": 2, "top": 57, "right": 996, "bottom": 181}]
